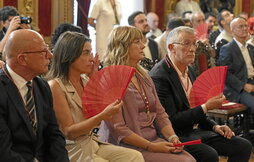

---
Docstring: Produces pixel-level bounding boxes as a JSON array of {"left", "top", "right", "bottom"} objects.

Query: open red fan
[
  {"left": 82, "top": 65, "right": 136, "bottom": 118},
  {"left": 195, "top": 23, "right": 208, "bottom": 40},
  {"left": 189, "top": 66, "right": 228, "bottom": 108}
]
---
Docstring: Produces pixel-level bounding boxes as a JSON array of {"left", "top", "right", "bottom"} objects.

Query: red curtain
[
  {"left": 77, "top": 0, "right": 91, "bottom": 36},
  {"left": 156, "top": 0, "right": 165, "bottom": 29},
  {"left": 39, "top": 0, "right": 51, "bottom": 36},
  {"left": 242, "top": 0, "right": 251, "bottom": 15},
  {"left": 145, "top": 0, "right": 151, "bottom": 13},
  {"left": 3, "top": 0, "right": 17, "bottom": 7}
]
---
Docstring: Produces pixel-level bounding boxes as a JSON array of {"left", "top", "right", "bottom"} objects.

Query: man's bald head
[
  {"left": 191, "top": 12, "right": 205, "bottom": 28},
  {"left": 230, "top": 17, "right": 243, "bottom": 30},
  {"left": 147, "top": 12, "right": 159, "bottom": 31},
  {"left": 5, "top": 29, "right": 44, "bottom": 59},
  {"left": 4, "top": 29, "right": 52, "bottom": 80},
  {"left": 230, "top": 17, "right": 248, "bottom": 41}
]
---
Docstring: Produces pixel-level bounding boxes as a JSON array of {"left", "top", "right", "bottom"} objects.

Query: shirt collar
[
  {"left": 168, "top": 55, "right": 189, "bottom": 77},
  {"left": 234, "top": 37, "right": 247, "bottom": 48},
  {"left": 6, "top": 64, "right": 30, "bottom": 90}
]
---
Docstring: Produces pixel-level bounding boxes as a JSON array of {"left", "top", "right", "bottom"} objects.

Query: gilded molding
[
  {"left": 234, "top": 0, "right": 242, "bottom": 17},
  {"left": 18, "top": 0, "right": 39, "bottom": 32},
  {"left": 51, "top": 0, "right": 73, "bottom": 36},
  {"left": 0, "top": 0, "right": 3, "bottom": 8}
]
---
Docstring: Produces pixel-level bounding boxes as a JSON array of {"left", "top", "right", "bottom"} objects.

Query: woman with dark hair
[
  {"left": 46, "top": 31, "right": 144, "bottom": 162},
  {"left": 100, "top": 26, "right": 196, "bottom": 162}
]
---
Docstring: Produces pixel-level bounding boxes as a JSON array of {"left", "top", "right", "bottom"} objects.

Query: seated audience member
[
  {"left": 146, "top": 12, "right": 162, "bottom": 39},
  {"left": 0, "top": 6, "right": 31, "bottom": 60},
  {"left": 155, "top": 18, "right": 185, "bottom": 58},
  {"left": 176, "top": 0, "right": 202, "bottom": 17},
  {"left": 46, "top": 31, "right": 144, "bottom": 162},
  {"left": 128, "top": 11, "right": 160, "bottom": 71},
  {"left": 218, "top": 17, "right": 254, "bottom": 116},
  {"left": 205, "top": 12, "right": 217, "bottom": 34},
  {"left": 214, "top": 9, "right": 234, "bottom": 60},
  {"left": 99, "top": 26, "right": 196, "bottom": 162},
  {"left": 149, "top": 26, "right": 252, "bottom": 162},
  {"left": 208, "top": 11, "right": 224, "bottom": 47},
  {"left": 0, "top": 29, "right": 69, "bottom": 161},
  {"left": 51, "top": 23, "right": 82, "bottom": 48},
  {"left": 191, "top": 12, "right": 216, "bottom": 75}
]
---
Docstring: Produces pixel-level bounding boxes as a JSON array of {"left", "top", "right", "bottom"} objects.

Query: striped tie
[{"left": 26, "top": 81, "right": 37, "bottom": 134}]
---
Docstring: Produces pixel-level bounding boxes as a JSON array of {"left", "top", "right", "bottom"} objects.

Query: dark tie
[{"left": 26, "top": 81, "right": 37, "bottom": 134}]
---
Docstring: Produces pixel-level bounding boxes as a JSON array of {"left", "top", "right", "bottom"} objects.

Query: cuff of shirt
[{"left": 201, "top": 104, "right": 207, "bottom": 113}]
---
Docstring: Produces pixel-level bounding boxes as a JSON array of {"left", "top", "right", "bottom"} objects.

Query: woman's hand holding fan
[{"left": 98, "top": 100, "right": 123, "bottom": 120}]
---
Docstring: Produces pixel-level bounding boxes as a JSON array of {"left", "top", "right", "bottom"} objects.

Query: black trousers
[{"left": 183, "top": 135, "right": 252, "bottom": 162}]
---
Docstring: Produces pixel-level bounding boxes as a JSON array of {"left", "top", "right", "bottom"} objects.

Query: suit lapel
[
  {"left": 232, "top": 40, "right": 246, "bottom": 65},
  {"left": 0, "top": 67, "right": 36, "bottom": 138},
  {"left": 163, "top": 60, "right": 190, "bottom": 108},
  {"left": 33, "top": 79, "right": 43, "bottom": 140},
  {"left": 148, "top": 38, "right": 159, "bottom": 62}
]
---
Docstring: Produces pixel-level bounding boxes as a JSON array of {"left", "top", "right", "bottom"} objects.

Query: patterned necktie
[{"left": 26, "top": 81, "right": 37, "bottom": 134}]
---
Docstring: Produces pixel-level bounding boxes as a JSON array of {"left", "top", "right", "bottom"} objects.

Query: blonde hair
[{"left": 103, "top": 26, "right": 147, "bottom": 76}]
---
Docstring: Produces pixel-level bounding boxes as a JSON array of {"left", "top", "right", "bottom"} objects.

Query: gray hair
[{"left": 166, "top": 26, "right": 195, "bottom": 47}]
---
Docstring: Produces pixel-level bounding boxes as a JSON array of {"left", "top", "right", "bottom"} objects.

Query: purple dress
[{"left": 100, "top": 73, "right": 196, "bottom": 162}]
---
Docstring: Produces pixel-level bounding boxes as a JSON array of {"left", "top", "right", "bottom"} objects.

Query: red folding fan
[
  {"left": 189, "top": 66, "right": 228, "bottom": 108},
  {"left": 195, "top": 23, "right": 208, "bottom": 40},
  {"left": 174, "top": 139, "right": 202, "bottom": 147},
  {"left": 82, "top": 65, "right": 136, "bottom": 118}
]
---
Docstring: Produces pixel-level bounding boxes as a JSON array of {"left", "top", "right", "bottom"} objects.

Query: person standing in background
[{"left": 88, "top": 0, "right": 122, "bottom": 60}]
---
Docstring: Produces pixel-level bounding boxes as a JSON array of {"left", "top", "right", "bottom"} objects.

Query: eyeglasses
[
  {"left": 21, "top": 48, "right": 51, "bottom": 58},
  {"left": 236, "top": 24, "right": 248, "bottom": 29},
  {"left": 173, "top": 42, "right": 197, "bottom": 48}
]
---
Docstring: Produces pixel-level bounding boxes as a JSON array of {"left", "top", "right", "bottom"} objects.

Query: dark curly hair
[
  {"left": 0, "top": 6, "right": 19, "bottom": 22},
  {"left": 51, "top": 23, "right": 82, "bottom": 48}
]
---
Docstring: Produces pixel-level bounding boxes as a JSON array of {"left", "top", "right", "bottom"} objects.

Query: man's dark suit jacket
[
  {"left": 148, "top": 38, "right": 160, "bottom": 63},
  {"left": 217, "top": 39, "right": 254, "bottom": 102},
  {"left": 149, "top": 59, "right": 217, "bottom": 137},
  {"left": 0, "top": 67, "right": 69, "bottom": 162}
]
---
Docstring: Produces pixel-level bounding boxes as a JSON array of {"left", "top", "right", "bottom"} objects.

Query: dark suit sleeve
[
  {"left": 0, "top": 83, "right": 26, "bottom": 162},
  {"left": 151, "top": 76, "right": 216, "bottom": 131},
  {"left": 218, "top": 45, "right": 245, "bottom": 93},
  {"left": 40, "top": 81, "right": 69, "bottom": 162}
]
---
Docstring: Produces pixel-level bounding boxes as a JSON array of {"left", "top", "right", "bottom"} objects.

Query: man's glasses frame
[{"left": 173, "top": 42, "right": 198, "bottom": 48}]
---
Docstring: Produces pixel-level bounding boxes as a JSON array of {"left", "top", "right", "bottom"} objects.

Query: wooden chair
[{"left": 207, "top": 105, "right": 250, "bottom": 137}]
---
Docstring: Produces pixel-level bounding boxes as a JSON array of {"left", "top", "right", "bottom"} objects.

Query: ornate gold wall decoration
[
  {"left": 18, "top": 0, "right": 39, "bottom": 32},
  {"left": 0, "top": 1, "right": 3, "bottom": 8},
  {"left": 234, "top": 0, "right": 242, "bottom": 16},
  {"left": 51, "top": 0, "right": 73, "bottom": 34}
]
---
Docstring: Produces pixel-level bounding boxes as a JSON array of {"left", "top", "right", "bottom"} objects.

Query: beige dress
[{"left": 54, "top": 76, "right": 144, "bottom": 162}]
